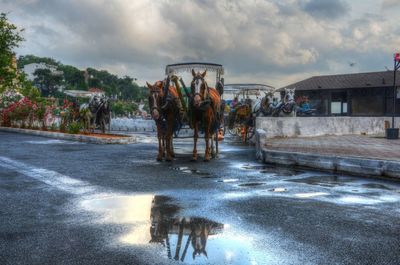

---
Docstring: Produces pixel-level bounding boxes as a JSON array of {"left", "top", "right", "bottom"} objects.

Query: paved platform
[
  {"left": 256, "top": 132, "right": 400, "bottom": 179},
  {"left": 264, "top": 135, "right": 400, "bottom": 162}
]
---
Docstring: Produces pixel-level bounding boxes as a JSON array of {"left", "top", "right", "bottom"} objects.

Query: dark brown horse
[
  {"left": 190, "top": 70, "right": 221, "bottom": 161},
  {"left": 146, "top": 80, "right": 182, "bottom": 161}
]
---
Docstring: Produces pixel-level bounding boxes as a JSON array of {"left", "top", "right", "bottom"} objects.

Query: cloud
[
  {"left": 1, "top": 0, "right": 398, "bottom": 87},
  {"left": 300, "top": 0, "right": 349, "bottom": 19},
  {"left": 382, "top": 0, "right": 400, "bottom": 10}
]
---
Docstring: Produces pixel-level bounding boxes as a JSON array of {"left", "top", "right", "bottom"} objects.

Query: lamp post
[{"left": 387, "top": 53, "right": 400, "bottom": 139}]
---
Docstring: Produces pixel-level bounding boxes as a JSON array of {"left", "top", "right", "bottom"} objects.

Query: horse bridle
[
  {"left": 191, "top": 75, "right": 209, "bottom": 101},
  {"left": 149, "top": 87, "right": 162, "bottom": 118}
]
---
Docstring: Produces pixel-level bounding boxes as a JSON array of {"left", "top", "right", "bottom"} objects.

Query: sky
[{"left": 1, "top": 0, "right": 400, "bottom": 88}]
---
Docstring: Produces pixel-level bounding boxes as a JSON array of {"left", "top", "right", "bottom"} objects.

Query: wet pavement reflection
[{"left": 81, "top": 194, "right": 267, "bottom": 264}]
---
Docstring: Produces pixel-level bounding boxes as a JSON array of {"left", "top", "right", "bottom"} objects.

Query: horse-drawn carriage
[
  {"left": 146, "top": 62, "right": 225, "bottom": 161},
  {"left": 224, "top": 84, "right": 275, "bottom": 142},
  {"left": 63, "top": 90, "right": 111, "bottom": 133}
]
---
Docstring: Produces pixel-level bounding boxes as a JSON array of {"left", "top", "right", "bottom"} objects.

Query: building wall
[
  {"left": 296, "top": 87, "right": 400, "bottom": 116},
  {"left": 256, "top": 116, "right": 400, "bottom": 138}
]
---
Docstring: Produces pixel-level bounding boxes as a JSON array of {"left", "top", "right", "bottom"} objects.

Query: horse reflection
[{"left": 149, "top": 196, "right": 224, "bottom": 262}]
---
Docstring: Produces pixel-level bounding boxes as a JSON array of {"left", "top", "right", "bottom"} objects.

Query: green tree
[
  {"left": 17, "top": 54, "right": 59, "bottom": 69},
  {"left": 58, "top": 64, "right": 87, "bottom": 90},
  {"left": 0, "top": 13, "right": 24, "bottom": 93},
  {"left": 33, "top": 68, "right": 63, "bottom": 96}
]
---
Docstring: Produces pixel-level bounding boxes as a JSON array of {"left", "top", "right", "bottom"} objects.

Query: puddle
[
  {"left": 217, "top": 179, "right": 239, "bottom": 183},
  {"left": 288, "top": 175, "right": 353, "bottom": 187},
  {"left": 171, "top": 166, "right": 210, "bottom": 176},
  {"left": 240, "top": 164, "right": 302, "bottom": 176},
  {"left": 80, "top": 194, "right": 271, "bottom": 264},
  {"left": 270, "top": 187, "right": 287, "bottom": 192},
  {"left": 294, "top": 192, "right": 329, "bottom": 198},
  {"left": 26, "top": 140, "right": 82, "bottom": 145},
  {"left": 362, "top": 183, "right": 393, "bottom": 190},
  {"left": 238, "top": 182, "right": 265, "bottom": 187}
]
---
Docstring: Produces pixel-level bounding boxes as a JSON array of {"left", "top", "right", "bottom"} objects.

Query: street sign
[{"left": 395, "top": 53, "right": 400, "bottom": 62}]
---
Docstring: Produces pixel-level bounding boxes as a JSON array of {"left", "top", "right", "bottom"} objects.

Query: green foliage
[
  {"left": 58, "top": 64, "right": 87, "bottom": 90},
  {"left": 111, "top": 100, "right": 138, "bottom": 117},
  {"left": 50, "top": 122, "right": 58, "bottom": 131},
  {"left": 17, "top": 54, "right": 58, "bottom": 68},
  {"left": 33, "top": 68, "right": 63, "bottom": 96},
  {"left": 17, "top": 55, "right": 147, "bottom": 102},
  {"left": 67, "top": 121, "right": 82, "bottom": 134},
  {"left": 19, "top": 74, "right": 40, "bottom": 100},
  {"left": 0, "top": 13, "right": 24, "bottom": 93}
]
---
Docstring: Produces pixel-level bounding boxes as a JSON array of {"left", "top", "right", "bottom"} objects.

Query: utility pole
[{"left": 387, "top": 53, "right": 400, "bottom": 139}]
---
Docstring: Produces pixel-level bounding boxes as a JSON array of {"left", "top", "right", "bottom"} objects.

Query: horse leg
[
  {"left": 165, "top": 119, "right": 173, "bottom": 162},
  {"left": 191, "top": 121, "right": 198, "bottom": 162},
  {"left": 210, "top": 131, "right": 215, "bottom": 158},
  {"left": 170, "top": 137, "right": 175, "bottom": 157},
  {"left": 156, "top": 125, "right": 163, "bottom": 161},
  {"left": 204, "top": 123, "right": 211, "bottom": 162}
]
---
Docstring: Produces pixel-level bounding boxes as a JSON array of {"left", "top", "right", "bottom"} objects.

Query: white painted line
[{"left": 0, "top": 156, "right": 95, "bottom": 195}]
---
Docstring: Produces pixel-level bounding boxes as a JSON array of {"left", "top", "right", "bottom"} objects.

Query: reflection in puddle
[
  {"left": 270, "top": 187, "right": 287, "bottom": 192},
  {"left": 240, "top": 163, "right": 302, "bottom": 176},
  {"left": 217, "top": 179, "right": 239, "bottom": 183},
  {"left": 26, "top": 139, "right": 82, "bottom": 145},
  {"left": 81, "top": 194, "right": 268, "bottom": 264},
  {"left": 238, "top": 182, "right": 265, "bottom": 187},
  {"left": 150, "top": 196, "right": 223, "bottom": 262},
  {"left": 171, "top": 166, "right": 210, "bottom": 176},
  {"left": 288, "top": 175, "right": 353, "bottom": 187},
  {"left": 294, "top": 192, "right": 329, "bottom": 198},
  {"left": 362, "top": 183, "right": 393, "bottom": 190}
]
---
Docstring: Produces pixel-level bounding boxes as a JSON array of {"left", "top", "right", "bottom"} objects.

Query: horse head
[
  {"left": 146, "top": 80, "right": 164, "bottom": 120},
  {"left": 284, "top": 88, "right": 295, "bottom": 104},
  {"left": 191, "top": 69, "right": 208, "bottom": 108},
  {"left": 191, "top": 221, "right": 209, "bottom": 260}
]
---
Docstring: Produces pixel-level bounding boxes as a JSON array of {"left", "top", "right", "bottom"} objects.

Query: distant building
[
  {"left": 88, "top": 87, "right": 105, "bottom": 96},
  {"left": 281, "top": 71, "right": 400, "bottom": 116},
  {"left": 21, "top": 63, "right": 63, "bottom": 81}
]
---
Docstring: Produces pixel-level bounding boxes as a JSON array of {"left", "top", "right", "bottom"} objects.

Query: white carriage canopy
[
  {"left": 165, "top": 62, "right": 224, "bottom": 76},
  {"left": 224, "top": 83, "right": 275, "bottom": 98}
]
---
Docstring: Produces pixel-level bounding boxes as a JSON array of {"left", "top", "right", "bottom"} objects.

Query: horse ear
[
  {"left": 192, "top": 69, "right": 196, "bottom": 77},
  {"left": 146, "top": 82, "right": 152, "bottom": 89},
  {"left": 201, "top": 70, "right": 207, "bottom": 78}
]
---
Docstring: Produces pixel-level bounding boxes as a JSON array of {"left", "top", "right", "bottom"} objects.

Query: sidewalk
[
  {"left": 264, "top": 135, "right": 400, "bottom": 162},
  {"left": 256, "top": 133, "right": 400, "bottom": 179}
]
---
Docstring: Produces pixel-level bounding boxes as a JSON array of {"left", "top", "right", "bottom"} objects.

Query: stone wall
[
  {"left": 256, "top": 116, "right": 400, "bottom": 138},
  {"left": 111, "top": 118, "right": 156, "bottom": 132}
]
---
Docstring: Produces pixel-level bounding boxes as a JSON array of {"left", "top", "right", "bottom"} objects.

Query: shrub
[{"left": 67, "top": 121, "right": 81, "bottom": 134}]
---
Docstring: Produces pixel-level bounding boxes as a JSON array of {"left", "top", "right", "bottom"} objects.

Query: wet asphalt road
[{"left": 0, "top": 131, "right": 400, "bottom": 265}]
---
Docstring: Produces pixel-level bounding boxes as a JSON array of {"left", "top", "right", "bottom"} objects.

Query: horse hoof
[
  {"left": 166, "top": 157, "right": 173, "bottom": 162},
  {"left": 157, "top": 157, "right": 163, "bottom": 162},
  {"left": 190, "top": 157, "right": 197, "bottom": 162},
  {"left": 203, "top": 158, "right": 210, "bottom": 162}
]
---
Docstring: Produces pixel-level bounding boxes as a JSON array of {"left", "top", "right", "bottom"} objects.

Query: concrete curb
[
  {"left": 255, "top": 129, "right": 400, "bottom": 179},
  {"left": 0, "top": 127, "right": 136, "bottom": 144},
  {"left": 259, "top": 149, "right": 400, "bottom": 179}
]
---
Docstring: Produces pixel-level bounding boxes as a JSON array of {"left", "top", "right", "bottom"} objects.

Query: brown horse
[
  {"left": 190, "top": 70, "right": 221, "bottom": 161},
  {"left": 146, "top": 80, "right": 182, "bottom": 161}
]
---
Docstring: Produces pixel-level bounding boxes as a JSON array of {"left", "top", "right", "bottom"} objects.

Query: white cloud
[{"left": 1, "top": 0, "right": 399, "bottom": 87}]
